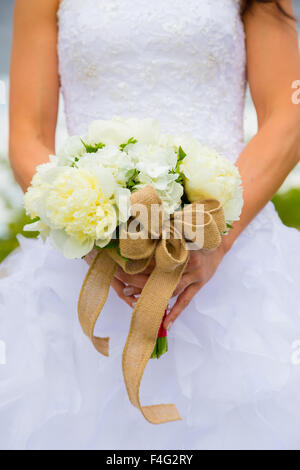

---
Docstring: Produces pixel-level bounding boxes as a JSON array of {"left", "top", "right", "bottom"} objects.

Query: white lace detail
[{"left": 58, "top": 0, "right": 246, "bottom": 161}]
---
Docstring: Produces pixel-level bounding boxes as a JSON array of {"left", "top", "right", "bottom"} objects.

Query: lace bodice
[{"left": 58, "top": 0, "right": 246, "bottom": 160}]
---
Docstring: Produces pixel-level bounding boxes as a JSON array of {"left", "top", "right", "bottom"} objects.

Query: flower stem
[{"left": 150, "top": 310, "right": 168, "bottom": 359}]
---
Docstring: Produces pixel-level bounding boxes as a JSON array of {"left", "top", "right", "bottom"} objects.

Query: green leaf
[
  {"left": 176, "top": 146, "right": 187, "bottom": 174},
  {"left": 95, "top": 239, "right": 118, "bottom": 252},
  {"left": 177, "top": 146, "right": 187, "bottom": 164},
  {"left": 175, "top": 174, "right": 184, "bottom": 184},
  {"left": 150, "top": 340, "right": 158, "bottom": 359},
  {"left": 99, "top": 239, "right": 129, "bottom": 262},
  {"left": 169, "top": 145, "right": 187, "bottom": 185},
  {"left": 116, "top": 246, "right": 129, "bottom": 262},
  {"left": 81, "top": 139, "right": 106, "bottom": 153},
  {"left": 0, "top": 209, "right": 39, "bottom": 262},
  {"left": 272, "top": 189, "right": 300, "bottom": 229},
  {"left": 120, "top": 137, "right": 138, "bottom": 152},
  {"left": 125, "top": 169, "right": 136, "bottom": 179},
  {"left": 103, "top": 239, "right": 119, "bottom": 250},
  {"left": 71, "top": 156, "right": 80, "bottom": 168},
  {"left": 27, "top": 216, "right": 40, "bottom": 224},
  {"left": 150, "top": 337, "right": 168, "bottom": 359},
  {"left": 226, "top": 223, "right": 233, "bottom": 229},
  {"left": 126, "top": 168, "right": 140, "bottom": 191}
]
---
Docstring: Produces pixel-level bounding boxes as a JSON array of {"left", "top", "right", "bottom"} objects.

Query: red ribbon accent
[{"left": 157, "top": 310, "right": 168, "bottom": 338}]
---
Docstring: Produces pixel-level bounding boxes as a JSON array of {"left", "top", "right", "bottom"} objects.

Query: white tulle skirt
[{"left": 1, "top": 201, "right": 300, "bottom": 450}]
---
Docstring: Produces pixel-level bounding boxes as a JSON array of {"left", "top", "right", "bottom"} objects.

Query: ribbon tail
[
  {"left": 78, "top": 251, "right": 117, "bottom": 357},
  {"left": 122, "top": 262, "right": 187, "bottom": 424}
]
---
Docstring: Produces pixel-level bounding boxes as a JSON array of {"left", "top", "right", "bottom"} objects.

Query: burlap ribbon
[{"left": 78, "top": 186, "right": 226, "bottom": 424}]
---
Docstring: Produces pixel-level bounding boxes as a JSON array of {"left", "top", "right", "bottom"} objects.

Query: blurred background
[{"left": 0, "top": 0, "right": 300, "bottom": 262}]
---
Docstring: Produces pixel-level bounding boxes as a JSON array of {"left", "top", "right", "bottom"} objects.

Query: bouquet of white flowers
[{"left": 24, "top": 117, "right": 243, "bottom": 424}]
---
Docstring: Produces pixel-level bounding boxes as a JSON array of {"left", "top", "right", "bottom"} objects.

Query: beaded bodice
[{"left": 58, "top": 0, "right": 246, "bottom": 160}]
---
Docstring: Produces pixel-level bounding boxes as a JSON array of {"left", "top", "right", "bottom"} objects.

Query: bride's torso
[{"left": 57, "top": 0, "right": 246, "bottom": 160}]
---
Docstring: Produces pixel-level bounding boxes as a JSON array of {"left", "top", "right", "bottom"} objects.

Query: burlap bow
[{"left": 78, "top": 185, "right": 226, "bottom": 424}]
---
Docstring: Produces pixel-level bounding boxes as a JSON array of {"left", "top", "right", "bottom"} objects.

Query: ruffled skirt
[{"left": 0, "top": 202, "right": 300, "bottom": 450}]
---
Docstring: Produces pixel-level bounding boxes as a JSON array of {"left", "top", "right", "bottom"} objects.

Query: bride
[{"left": 2, "top": 0, "right": 300, "bottom": 450}]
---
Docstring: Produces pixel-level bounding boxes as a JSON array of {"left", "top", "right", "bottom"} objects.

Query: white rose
[
  {"left": 181, "top": 146, "right": 243, "bottom": 222},
  {"left": 159, "top": 133, "right": 203, "bottom": 160},
  {"left": 137, "top": 172, "right": 183, "bottom": 215},
  {"left": 158, "top": 180, "right": 184, "bottom": 214},
  {"left": 88, "top": 118, "right": 132, "bottom": 146},
  {"left": 87, "top": 146, "right": 135, "bottom": 186},
  {"left": 124, "top": 118, "right": 161, "bottom": 144},
  {"left": 57, "top": 135, "right": 85, "bottom": 165},
  {"left": 127, "top": 143, "right": 177, "bottom": 177},
  {"left": 87, "top": 117, "right": 161, "bottom": 147}
]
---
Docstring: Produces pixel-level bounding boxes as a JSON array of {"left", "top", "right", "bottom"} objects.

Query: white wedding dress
[{"left": 1, "top": 0, "right": 300, "bottom": 450}]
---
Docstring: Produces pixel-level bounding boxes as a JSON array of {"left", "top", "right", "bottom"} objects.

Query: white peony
[
  {"left": 24, "top": 118, "right": 244, "bottom": 260},
  {"left": 24, "top": 162, "right": 130, "bottom": 258},
  {"left": 180, "top": 145, "right": 243, "bottom": 222}
]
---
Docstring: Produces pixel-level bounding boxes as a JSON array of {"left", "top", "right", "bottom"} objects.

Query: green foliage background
[
  {"left": 272, "top": 189, "right": 300, "bottom": 229},
  {"left": 0, "top": 210, "right": 38, "bottom": 262}
]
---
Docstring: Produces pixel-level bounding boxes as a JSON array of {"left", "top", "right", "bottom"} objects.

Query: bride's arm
[
  {"left": 225, "top": 0, "right": 300, "bottom": 250},
  {"left": 9, "top": 0, "right": 60, "bottom": 191},
  {"left": 161, "top": 0, "right": 300, "bottom": 327},
  {"left": 115, "top": 0, "right": 300, "bottom": 327}
]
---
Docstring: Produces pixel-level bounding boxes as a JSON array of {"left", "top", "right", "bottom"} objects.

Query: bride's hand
[
  {"left": 84, "top": 250, "right": 155, "bottom": 307},
  {"left": 163, "top": 244, "right": 226, "bottom": 329},
  {"left": 112, "top": 259, "right": 155, "bottom": 307},
  {"left": 109, "top": 243, "right": 227, "bottom": 327}
]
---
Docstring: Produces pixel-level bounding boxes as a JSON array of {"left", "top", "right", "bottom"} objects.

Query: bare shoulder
[
  {"left": 243, "top": 0, "right": 299, "bottom": 73},
  {"left": 243, "top": 0, "right": 297, "bottom": 33},
  {"left": 242, "top": 0, "right": 300, "bottom": 121},
  {"left": 10, "top": 0, "right": 61, "bottom": 149}
]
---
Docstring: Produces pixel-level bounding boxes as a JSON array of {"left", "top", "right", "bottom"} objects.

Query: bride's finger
[
  {"left": 184, "top": 251, "right": 203, "bottom": 272},
  {"left": 172, "top": 272, "right": 200, "bottom": 297},
  {"left": 115, "top": 267, "right": 149, "bottom": 289},
  {"left": 123, "top": 286, "right": 142, "bottom": 297},
  {"left": 111, "top": 278, "right": 136, "bottom": 307},
  {"left": 163, "top": 282, "right": 202, "bottom": 329}
]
